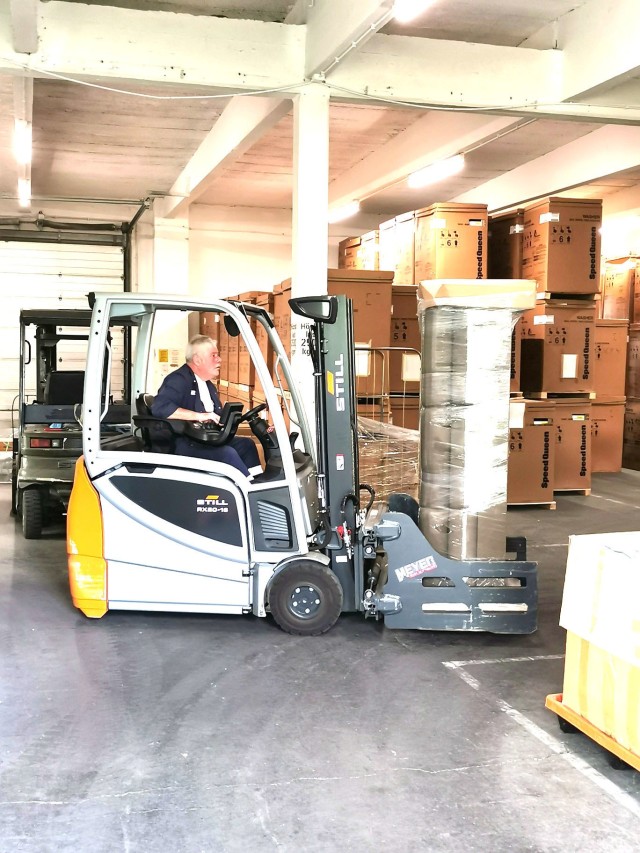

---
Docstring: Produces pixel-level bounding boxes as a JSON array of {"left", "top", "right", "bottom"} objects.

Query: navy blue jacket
[{"left": 151, "top": 363, "right": 222, "bottom": 419}]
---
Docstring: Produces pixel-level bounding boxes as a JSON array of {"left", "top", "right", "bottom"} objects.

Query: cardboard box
[
  {"left": 510, "top": 326, "right": 521, "bottom": 394},
  {"left": 591, "top": 397, "right": 625, "bottom": 472},
  {"left": 554, "top": 399, "right": 591, "bottom": 490},
  {"left": 217, "top": 307, "right": 229, "bottom": 383},
  {"left": 488, "top": 209, "right": 524, "bottom": 280},
  {"left": 236, "top": 291, "right": 264, "bottom": 387},
  {"left": 626, "top": 324, "right": 640, "bottom": 399},
  {"left": 338, "top": 230, "right": 379, "bottom": 270},
  {"left": 417, "top": 278, "right": 536, "bottom": 310},
  {"left": 378, "top": 213, "right": 415, "bottom": 284},
  {"left": 601, "top": 258, "right": 637, "bottom": 320},
  {"left": 357, "top": 398, "right": 391, "bottom": 423},
  {"left": 390, "top": 285, "right": 420, "bottom": 394},
  {"left": 254, "top": 291, "right": 275, "bottom": 388},
  {"left": 520, "top": 299, "right": 596, "bottom": 394},
  {"left": 622, "top": 398, "right": 640, "bottom": 470},
  {"left": 389, "top": 395, "right": 419, "bottom": 430},
  {"left": 560, "top": 531, "right": 640, "bottom": 755},
  {"left": 328, "top": 269, "right": 394, "bottom": 396},
  {"left": 415, "top": 203, "right": 488, "bottom": 282},
  {"left": 522, "top": 197, "right": 602, "bottom": 295},
  {"left": 199, "top": 311, "right": 219, "bottom": 337},
  {"left": 593, "top": 319, "right": 628, "bottom": 397},
  {"left": 507, "top": 399, "right": 555, "bottom": 503}
]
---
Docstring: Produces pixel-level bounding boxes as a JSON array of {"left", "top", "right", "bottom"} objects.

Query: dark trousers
[{"left": 176, "top": 435, "right": 260, "bottom": 477}]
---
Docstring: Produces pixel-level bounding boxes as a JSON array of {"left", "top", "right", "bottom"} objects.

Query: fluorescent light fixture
[
  {"left": 18, "top": 178, "right": 31, "bottom": 208},
  {"left": 13, "top": 119, "right": 32, "bottom": 165},
  {"left": 393, "top": 0, "right": 437, "bottom": 24},
  {"left": 328, "top": 200, "right": 360, "bottom": 224},
  {"left": 407, "top": 153, "right": 465, "bottom": 189}
]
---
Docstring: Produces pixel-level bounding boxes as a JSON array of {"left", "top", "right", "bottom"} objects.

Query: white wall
[
  {"left": 602, "top": 187, "right": 640, "bottom": 260},
  {"left": 187, "top": 204, "right": 380, "bottom": 297}
]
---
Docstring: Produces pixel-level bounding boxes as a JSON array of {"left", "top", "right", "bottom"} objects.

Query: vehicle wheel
[
  {"left": 557, "top": 716, "right": 578, "bottom": 734},
  {"left": 22, "top": 490, "right": 44, "bottom": 539},
  {"left": 268, "top": 561, "right": 343, "bottom": 636}
]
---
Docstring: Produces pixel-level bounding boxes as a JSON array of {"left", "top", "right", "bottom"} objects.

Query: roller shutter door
[{"left": 0, "top": 241, "right": 125, "bottom": 446}]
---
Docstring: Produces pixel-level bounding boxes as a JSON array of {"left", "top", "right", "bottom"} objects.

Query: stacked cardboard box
[
  {"left": 600, "top": 258, "right": 638, "bottom": 320},
  {"left": 522, "top": 197, "right": 601, "bottom": 296},
  {"left": 507, "top": 399, "right": 555, "bottom": 505},
  {"left": 488, "top": 209, "right": 524, "bottom": 280},
  {"left": 378, "top": 212, "right": 415, "bottom": 285},
  {"left": 414, "top": 203, "right": 488, "bottom": 282},
  {"left": 338, "top": 231, "right": 379, "bottom": 270},
  {"left": 560, "top": 532, "right": 640, "bottom": 759},
  {"left": 520, "top": 299, "right": 596, "bottom": 395}
]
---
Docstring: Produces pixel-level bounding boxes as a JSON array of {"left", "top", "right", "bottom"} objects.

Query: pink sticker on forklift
[{"left": 395, "top": 555, "right": 437, "bottom": 582}]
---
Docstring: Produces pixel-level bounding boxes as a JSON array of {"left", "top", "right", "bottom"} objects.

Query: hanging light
[
  {"left": 393, "top": 0, "right": 437, "bottom": 24},
  {"left": 14, "top": 119, "right": 32, "bottom": 165},
  {"left": 18, "top": 178, "right": 31, "bottom": 208},
  {"left": 407, "top": 154, "right": 465, "bottom": 189}
]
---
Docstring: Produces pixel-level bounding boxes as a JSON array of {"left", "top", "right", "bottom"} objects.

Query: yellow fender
[{"left": 67, "top": 457, "right": 108, "bottom": 618}]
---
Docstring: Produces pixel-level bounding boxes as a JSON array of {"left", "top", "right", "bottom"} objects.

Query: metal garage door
[{"left": 0, "top": 241, "right": 125, "bottom": 450}]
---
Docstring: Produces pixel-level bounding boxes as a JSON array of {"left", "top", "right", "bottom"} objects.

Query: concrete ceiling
[{"left": 1, "top": 0, "right": 640, "bottom": 224}]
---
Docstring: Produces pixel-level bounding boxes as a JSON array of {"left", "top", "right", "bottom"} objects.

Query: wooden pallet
[
  {"left": 535, "top": 292, "right": 599, "bottom": 302},
  {"left": 526, "top": 391, "right": 596, "bottom": 400},
  {"left": 546, "top": 693, "right": 640, "bottom": 771},
  {"left": 554, "top": 488, "right": 591, "bottom": 496},
  {"left": 508, "top": 500, "right": 556, "bottom": 510}
]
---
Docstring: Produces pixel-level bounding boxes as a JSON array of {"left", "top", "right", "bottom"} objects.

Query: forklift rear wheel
[
  {"left": 22, "top": 489, "right": 44, "bottom": 540},
  {"left": 268, "top": 561, "right": 343, "bottom": 636}
]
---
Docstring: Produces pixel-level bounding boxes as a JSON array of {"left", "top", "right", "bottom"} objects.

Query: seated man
[{"left": 151, "top": 335, "right": 261, "bottom": 478}]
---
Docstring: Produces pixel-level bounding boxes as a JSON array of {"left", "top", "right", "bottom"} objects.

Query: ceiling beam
[
  {"left": 523, "top": 0, "right": 640, "bottom": 102},
  {"left": 453, "top": 125, "right": 640, "bottom": 212},
  {"left": 303, "top": 0, "right": 394, "bottom": 79},
  {"left": 156, "top": 95, "right": 292, "bottom": 218},
  {"left": 9, "top": 0, "right": 37, "bottom": 54},
  {"left": 285, "top": 0, "right": 310, "bottom": 26},
  {"left": 328, "top": 112, "right": 526, "bottom": 209}
]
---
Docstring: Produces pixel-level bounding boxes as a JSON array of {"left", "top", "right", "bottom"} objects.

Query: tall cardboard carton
[
  {"left": 522, "top": 197, "right": 601, "bottom": 295},
  {"left": 389, "top": 395, "right": 419, "bottom": 430},
  {"left": 378, "top": 214, "right": 414, "bottom": 284},
  {"left": 236, "top": 291, "right": 263, "bottom": 387},
  {"left": 254, "top": 291, "right": 275, "bottom": 389},
  {"left": 626, "top": 324, "right": 640, "bottom": 399},
  {"left": 554, "top": 399, "right": 591, "bottom": 491},
  {"left": 414, "top": 202, "right": 488, "bottom": 282},
  {"left": 507, "top": 399, "right": 555, "bottom": 504},
  {"left": 488, "top": 209, "right": 524, "bottom": 280},
  {"left": 338, "top": 230, "right": 379, "bottom": 270},
  {"left": 593, "top": 319, "right": 628, "bottom": 397},
  {"left": 591, "top": 396, "right": 625, "bottom": 473},
  {"left": 390, "top": 285, "right": 420, "bottom": 394},
  {"left": 601, "top": 258, "right": 637, "bottom": 320},
  {"left": 327, "top": 269, "right": 394, "bottom": 396},
  {"left": 622, "top": 398, "right": 640, "bottom": 470},
  {"left": 560, "top": 531, "right": 640, "bottom": 756},
  {"left": 520, "top": 299, "right": 596, "bottom": 394}
]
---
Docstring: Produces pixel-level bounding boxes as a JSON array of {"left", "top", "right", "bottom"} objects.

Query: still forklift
[{"left": 67, "top": 291, "right": 537, "bottom": 635}]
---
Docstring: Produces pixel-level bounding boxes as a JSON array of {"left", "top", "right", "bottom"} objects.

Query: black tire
[
  {"left": 268, "top": 561, "right": 343, "bottom": 636},
  {"left": 608, "top": 754, "right": 632, "bottom": 771},
  {"left": 557, "top": 716, "right": 578, "bottom": 734},
  {"left": 22, "top": 489, "right": 44, "bottom": 540}
]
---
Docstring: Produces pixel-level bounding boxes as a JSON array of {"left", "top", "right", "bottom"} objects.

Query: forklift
[
  {"left": 13, "top": 309, "right": 131, "bottom": 539},
  {"left": 67, "top": 291, "right": 537, "bottom": 635}
]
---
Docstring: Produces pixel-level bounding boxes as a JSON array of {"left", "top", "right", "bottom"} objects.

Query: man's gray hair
[{"left": 186, "top": 335, "right": 216, "bottom": 363}]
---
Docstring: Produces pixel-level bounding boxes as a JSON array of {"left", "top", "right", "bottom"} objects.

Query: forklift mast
[{"left": 290, "top": 295, "right": 363, "bottom": 611}]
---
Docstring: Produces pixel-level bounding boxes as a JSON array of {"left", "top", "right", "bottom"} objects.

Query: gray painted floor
[{"left": 1, "top": 475, "right": 640, "bottom": 852}]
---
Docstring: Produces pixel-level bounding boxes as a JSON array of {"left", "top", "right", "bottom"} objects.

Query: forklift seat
[
  {"left": 133, "top": 393, "right": 180, "bottom": 454},
  {"left": 43, "top": 370, "right": 85, "bottom": 404}
]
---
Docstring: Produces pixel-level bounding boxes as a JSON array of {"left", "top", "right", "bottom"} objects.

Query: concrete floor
[{"left": 1, "top": 475, "right": 640, "bottom": 853}]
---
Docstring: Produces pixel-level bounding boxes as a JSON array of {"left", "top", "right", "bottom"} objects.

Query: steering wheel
[{"left": 239, "top": 402, "right": 267, "bottom": 423}]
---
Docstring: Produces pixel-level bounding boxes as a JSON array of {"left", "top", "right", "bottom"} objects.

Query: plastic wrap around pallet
[
  {"left": 357, "top": 416, "right": 419, "bottom": 502},
  {"left": 417, "top": 280, "right": 536, "bottom": 560}
]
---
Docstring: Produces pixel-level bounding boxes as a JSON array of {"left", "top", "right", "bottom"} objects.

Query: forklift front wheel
[
  {"left": 22, "top": 489, "right": 44, "bottom": 540},
  {"left": 268, "top": 561, "right": 343, "bottom": 636}
]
